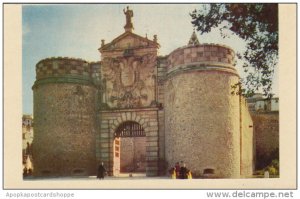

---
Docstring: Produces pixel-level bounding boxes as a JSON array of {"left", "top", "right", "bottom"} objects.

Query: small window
[{"left": 203, "top": 168, "right": 215, "bottom": 174}]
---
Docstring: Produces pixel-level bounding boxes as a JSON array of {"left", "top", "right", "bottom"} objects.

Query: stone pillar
[
  {"left": 96, "top": 118, "right": 110, "bottom": 173},
  {"left": 157, "top": 57, "right": 167, "bottom": 175},
  {"left": 146, "top": 118, "right": 159, "bottom": 176},
  {"left": 97, "top": 119, "right": 114, "bottom": 175}
]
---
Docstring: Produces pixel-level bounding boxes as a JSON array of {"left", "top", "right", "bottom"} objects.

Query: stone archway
[
  {"left": 99, "top": 110, "right": 159, "bottom": 177},
  {"left": 113, "top": 121, "right": 146, "bottom": 175}
]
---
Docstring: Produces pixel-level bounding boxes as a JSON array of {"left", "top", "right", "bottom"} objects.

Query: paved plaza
[{"left": 24, "top": 173, "right": 170, "bottom": 181}]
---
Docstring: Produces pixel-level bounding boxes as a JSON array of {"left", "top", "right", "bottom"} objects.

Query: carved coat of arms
[{"left": 101, "top": 53, "right": 156, "bottom": 109}]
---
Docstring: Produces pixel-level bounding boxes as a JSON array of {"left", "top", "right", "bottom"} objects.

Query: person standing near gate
[
  {"left": 97, "top": 162, "right": 106, "bottom": 180},
  {"left": 180, "top": 163, "right": 188, "bottom": 179},
  {"left": 175, "top": 162, "right": 181, "bottom": 179}
]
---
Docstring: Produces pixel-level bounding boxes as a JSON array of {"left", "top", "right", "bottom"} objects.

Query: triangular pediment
[{"left": 99, "top": 32, "right": 159, "bottom": 52}]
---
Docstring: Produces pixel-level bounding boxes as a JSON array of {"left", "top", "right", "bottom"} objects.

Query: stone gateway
[{"left": 32, "top": 8, "right": 254, "bottom": 178}]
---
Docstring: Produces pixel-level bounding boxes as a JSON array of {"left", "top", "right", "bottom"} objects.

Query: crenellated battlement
[
  {"left": 35, "top": 57, "right": 91, "bottom": 80},
  {"left": 166, "top": 43, "right": 237, "bottom": 78},
  {"left": 167, "top": 44, "right": 235, "bottom": 69}
]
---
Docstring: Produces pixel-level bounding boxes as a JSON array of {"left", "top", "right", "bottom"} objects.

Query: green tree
[{"left": 190, "top": 4, "right": 278, "bottom": 98}]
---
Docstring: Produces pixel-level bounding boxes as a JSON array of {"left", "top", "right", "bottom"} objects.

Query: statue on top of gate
[{"left": 123, "top": 6, "right": 134, "bottom": 32}]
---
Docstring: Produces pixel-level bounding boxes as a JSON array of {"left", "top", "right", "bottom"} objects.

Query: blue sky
[{"left": 22, "top": 4, "right": 278, "bottom": 114}]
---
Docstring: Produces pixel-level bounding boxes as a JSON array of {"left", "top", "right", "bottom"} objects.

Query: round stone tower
[
  {"left": 164, "top": 34, "right": 241, "bottom": 178},
  {"left": 32, "top": 57, "right": 97, "bottom": 176}
]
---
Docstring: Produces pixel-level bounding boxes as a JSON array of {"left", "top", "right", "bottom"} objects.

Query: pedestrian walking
[{"left": 97, "top": 162, "right": 106, "bottom": 180}]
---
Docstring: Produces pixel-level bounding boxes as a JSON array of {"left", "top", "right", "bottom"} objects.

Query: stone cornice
[
  {"left": 166, "top": 63, "right": 240, "bottom": 79},
  {"left": 99, "top": 31, "right": 159, "bottom": 52},
  {"left": 32, "top": 75, "right": 94, "bottom": 89},
  {"left": 99, "top": 107, "right": 159, "bottom": 113},
  {"left": 168, "top": 43, "right": 235, "bottom": 58}
]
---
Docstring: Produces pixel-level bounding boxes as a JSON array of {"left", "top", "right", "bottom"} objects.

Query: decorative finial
[
  {"left": 153, "top": 35, "right": 157, "bottom": 43},
  {"left": 101, "top": 39, "right": 105, "bottom": 47},
  {"left": 188, "top": 30, "right": 200, "bottom": 45},
  {"left": 145, "top": 33, "right": 148, "bottom": 39},
  {"left": 123, "top": 6, "right": 134, "bottom": 32}
]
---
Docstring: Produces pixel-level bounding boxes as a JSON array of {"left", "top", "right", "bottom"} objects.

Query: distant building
[
  {"left": 247, "top": 94, "right": 279, "bottom": 170},
  {"left": 247, "top": 93, "right": 279, "bottom": 112},
  {"left": 22, "top": 115, "right": 33, "bottom": 164}
]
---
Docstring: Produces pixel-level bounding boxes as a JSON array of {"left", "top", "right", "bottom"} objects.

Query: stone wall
[
  {"left": 100, "top": 33, "right": 158, "bottom": 109},
  {"left": 36, "top": 57, "right": 90, "bottom": 79},
  {"left": 167, "top": 44, "right": 235, "bottom": 70},
  {"left": 164, "top": 44, "right": 241, "bottom": 178},
  {"left": 157, "top": 56, "right": 168, "bottom": 174},
  {"left": 164, "top": 71, "right": 240, "bottom": 178},
  {"left": 97, "top": 31, "right": 161, "bottom": 177},
  {"left": 120, "top": 137, "right": 146, "bottom": 172},
  {"left": 240, "top": 97, "right": 254, "bottom": 177},
  {"left": 33, "top": 83, "right": 97, "bottom": 176},
  {"left": 251, "top": 112, "right": 279, "bottom": 169}
]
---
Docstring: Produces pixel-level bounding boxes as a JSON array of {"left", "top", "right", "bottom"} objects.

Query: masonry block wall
[
  {"left": 120, "top": 137, "right": 146, "bottom": 172},
  {"left": 164, "top": 44, "right": 242, "bottom": 178},
  {"left": 251, "top": 112, "right": 279, "bottom": 169},
  {"left": 240, "top": 97, "right": 254, "bottom": 177},
  {"left": 157, "top": 56, "right": 167, "bottom": 174},
  {"left": 97, "top": 30, "right": 160, "bottom": 177},
  {"left": 32, "top": 58, "right": 97, "bottom": 176}
]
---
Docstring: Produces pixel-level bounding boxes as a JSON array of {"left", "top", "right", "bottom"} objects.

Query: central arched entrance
[{"left": 113, "top": 121, "right": 146, "bottom": 176}]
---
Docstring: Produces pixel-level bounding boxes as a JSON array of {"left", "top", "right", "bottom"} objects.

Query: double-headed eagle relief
[{"left": 101, "top": 53, "right": 156, "bottom": 109}]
